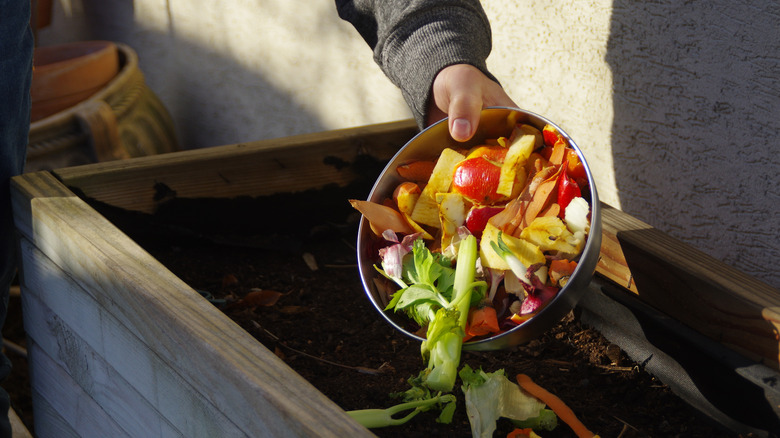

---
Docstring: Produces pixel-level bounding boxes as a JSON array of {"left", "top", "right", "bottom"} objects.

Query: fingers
[
  {"left": 446, "top": 74, "right": 484, "bottom": 142},
  {"left": 429, "top": 64, "right": 517, "bottom": 142}
]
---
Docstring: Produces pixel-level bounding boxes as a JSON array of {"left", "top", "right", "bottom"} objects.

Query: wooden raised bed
[{"left": 11, "top": 120, "right": 780, "bottom": 437}]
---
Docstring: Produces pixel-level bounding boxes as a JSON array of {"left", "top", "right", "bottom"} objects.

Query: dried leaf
[
  {"left": 228, "top": 288, "right": 283, "bottom": 310},
  {"left": 222, "top": 273, "right": 239, "bottom": 287}
]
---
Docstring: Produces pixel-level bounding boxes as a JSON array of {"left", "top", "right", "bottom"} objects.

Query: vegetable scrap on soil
[{"left": 78, "top": 191, "right": 737, "bottom": 438}]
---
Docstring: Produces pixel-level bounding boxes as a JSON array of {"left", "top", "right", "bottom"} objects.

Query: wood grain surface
[{"left": 12, "top": 171, "right": 376, "bottom": 437}]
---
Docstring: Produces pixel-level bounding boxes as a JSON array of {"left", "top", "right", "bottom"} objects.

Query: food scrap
[
  {"left": 348, "top": 120, "right": 596, "bottom": 436},
  {"left": 516, "top": 374, "right": 599, "bottom": 438},
  {"left": 352, "top": 122, "right": 592, "bottom": 341}
]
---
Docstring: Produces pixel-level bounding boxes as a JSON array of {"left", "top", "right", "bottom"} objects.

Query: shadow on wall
[
  {"left": 605, "top": 1, "right": 780, "bottom": 287},
  {"left": 56, "top": 0, "right": 342, "bottom": 149}
]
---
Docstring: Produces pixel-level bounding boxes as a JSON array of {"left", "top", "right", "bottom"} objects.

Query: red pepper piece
[
  {"left": 557, "top": 163, "right": 581, "bottom": 217},
  {"left": 465, "top": 206, "right": 504, "bottom": 238}
]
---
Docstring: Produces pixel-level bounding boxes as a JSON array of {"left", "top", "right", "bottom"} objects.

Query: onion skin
[{"left": 349, "top": 199, "right": 416, "bottom": 236}]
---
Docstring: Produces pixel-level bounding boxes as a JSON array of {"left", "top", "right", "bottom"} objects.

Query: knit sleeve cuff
[{"left": 375, "top": 5, "right": 497, "bottom": 128}]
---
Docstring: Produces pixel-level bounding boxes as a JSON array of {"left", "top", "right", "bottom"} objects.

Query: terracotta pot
[
  {"left": 27, "top": 43, "right": 179, "bottom": 171},
  {"left": 31, "top": 41, "right": 119, "bottom": 122}
]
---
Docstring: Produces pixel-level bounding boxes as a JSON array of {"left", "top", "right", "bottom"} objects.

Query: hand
[{"left": 426, "top": 64, "right": 517, "bottom": 142}]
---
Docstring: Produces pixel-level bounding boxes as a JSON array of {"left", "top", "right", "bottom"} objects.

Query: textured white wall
[
  {"left": 38, "top": 0, "right": 779, "bottom": 288},
  {"left": 39, "top": 0, "right": 411, "bottom": 148},
  {"left": 482, "top": 0, "right": 779, "bottom": 287}
]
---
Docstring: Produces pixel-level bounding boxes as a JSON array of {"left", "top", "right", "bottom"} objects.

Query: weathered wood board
[
  {"left": 596, "top": 203, "right": 780, "bottom": 370},
  {"left": 12, "top": 120, "right": 780, "bottom": 436}
]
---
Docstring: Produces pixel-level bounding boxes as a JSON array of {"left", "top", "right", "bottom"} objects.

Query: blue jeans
[{"left": 0, "top": 0, "right": 33, "bottom": 436}]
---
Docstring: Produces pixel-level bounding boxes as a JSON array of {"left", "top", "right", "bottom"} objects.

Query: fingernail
[{"left": 451, "top": 118, "right": 471, "bottom": 142}]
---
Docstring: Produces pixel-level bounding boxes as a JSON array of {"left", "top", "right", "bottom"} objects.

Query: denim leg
[{"left": 0, "top": 0, "right": 33, "bottom": 436}]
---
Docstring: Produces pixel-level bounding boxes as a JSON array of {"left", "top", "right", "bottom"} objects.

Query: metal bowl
[{"left": 357, "top": 107, "right": 602, "bottom": 350}]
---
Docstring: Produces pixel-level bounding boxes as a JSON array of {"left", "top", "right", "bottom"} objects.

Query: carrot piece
[
  {"left": 540, "top": 202, "right": 560, "bottom": 218},
  {"left": 516, "top": 374, "right": 598, "bottom": 438},
  {"left": 500, "top": 200, "right": 528, "bottom": 237},
  {"left": 506, "top": 428, "right": 536, "bottom": 438},
  {"left": 524, "top": 153, "right": 547, "bottom": 178},
  {"left": 519, "top": 178, "right": 557, "bottom": 231},
  {"left": 549, "top": 259, "right": 577, "bottom": 286},
  {"left": 466, "top": 306, "right": 500, "bottom": 337},
  {"left": 396, "top": 160, "right": 436, "bottom": 183},
  {"left": 548, "top": 141, "right": 567, "bottom": 166},
  {"left": 501, "top": 164, "right": 557, "bottom": 235}
]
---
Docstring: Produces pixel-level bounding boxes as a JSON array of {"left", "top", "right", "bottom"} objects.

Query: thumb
[{"left": 447, "top": 92, "right": 483, "bottom": 142}]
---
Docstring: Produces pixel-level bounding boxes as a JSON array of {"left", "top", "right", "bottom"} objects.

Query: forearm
[{"left": 336, "top": 0, "right": 497, "bottom": 127}]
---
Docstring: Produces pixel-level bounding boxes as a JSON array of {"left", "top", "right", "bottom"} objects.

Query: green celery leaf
[{"left": 395, "top": 285, "right": 441, "bottom": 310}]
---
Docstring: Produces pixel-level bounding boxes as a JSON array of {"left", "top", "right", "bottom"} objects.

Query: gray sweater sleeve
[{"left": 336, "top": 0, "right": 497, "bottom": 128}]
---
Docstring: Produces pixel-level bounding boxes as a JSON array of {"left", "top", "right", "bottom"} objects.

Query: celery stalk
[
  {"left": 422, "top": 234, "right": 479, "bottom": 392},
  {"left": 347, "top": 394, "right": 456, "bottom": 428}
]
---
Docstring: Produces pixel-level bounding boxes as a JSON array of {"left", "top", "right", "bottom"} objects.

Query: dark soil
[
  {"left": 93, "top": 190, "right": 736, "bottom": 438},
  {"left": 2, "top": 184, "right": 739, "bottom": 437}
]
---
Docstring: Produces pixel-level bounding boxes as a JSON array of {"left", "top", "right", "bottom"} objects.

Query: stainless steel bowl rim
[{"left": 357, "top": 107, "right": 601, "bottom": 350}]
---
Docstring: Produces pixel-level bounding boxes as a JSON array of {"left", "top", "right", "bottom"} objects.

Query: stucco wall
[{"left": 37, "top": 0, "right": 779, "bottom": 288}]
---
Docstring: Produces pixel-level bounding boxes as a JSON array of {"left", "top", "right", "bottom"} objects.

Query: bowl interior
[{"left": 357, "top": 107, "right": 601, "bottom": 350}]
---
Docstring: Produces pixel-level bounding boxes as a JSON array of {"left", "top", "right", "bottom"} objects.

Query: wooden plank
[
  {"left": 594, "top": 203, "right": 640, "bottom": 293},
  {"left": 18, "top": 243, "right": 225, "bottom": 437},
  {"left": 26, "top": 340, "right": 130, "bottom": 438},
  {"left": 29, "top": 387, "right": 79, "bottom": 438},
  {"left": 595, "top": 202, "right": 780, "bottom": 369},
  {"left": 11, "top": 172, "right": 375, "bottom": 438},
  {"left": 53, "top": 120, "right": 418, "bottom": 214},
  {"left": 50, "top": 130, "right": 780, "bottom": 373}
]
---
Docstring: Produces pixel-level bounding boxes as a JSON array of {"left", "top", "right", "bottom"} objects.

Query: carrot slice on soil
[{"left": 516, "top": 373, "right": 598, "bottom": 438}]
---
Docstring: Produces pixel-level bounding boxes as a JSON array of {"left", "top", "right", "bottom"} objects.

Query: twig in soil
[
  {"left": 593, "top": 363, "right": 636, "bottom": 373},
  {"left": 251, "top": 320, "right": 392, "bottom": 375},
  {"left": 542, "top": 358, "right": 574, "bottom": 370},
  {"left": 542, "top": 358, "right": 636, "bottom": 373},
  {"left": 613, "top": 415, "right": 639, "bottom": 438}
]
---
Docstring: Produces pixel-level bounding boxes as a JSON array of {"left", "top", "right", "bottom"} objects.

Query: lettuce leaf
[{"left": 459, "top": 365, "right": 547, "bottom": 438}]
